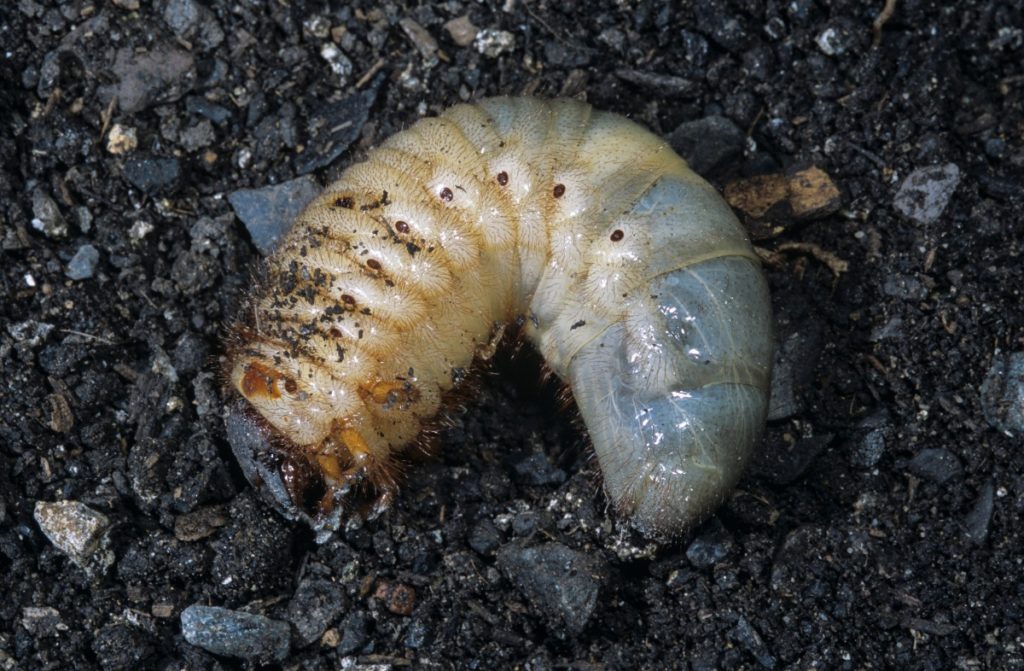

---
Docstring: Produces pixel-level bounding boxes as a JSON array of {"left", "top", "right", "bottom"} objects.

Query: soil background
[{"left": 2, "top": 0, "right": 1023, "bottom": 669}]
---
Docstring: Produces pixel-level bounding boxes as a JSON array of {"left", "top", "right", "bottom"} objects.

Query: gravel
[{"left": 3, "top": 0, "right": 1023, "bottom": 668}]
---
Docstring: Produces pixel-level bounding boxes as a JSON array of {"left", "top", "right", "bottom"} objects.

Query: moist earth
[{"left": 1, "top": 1, "right": 1023, "bottom": 669}]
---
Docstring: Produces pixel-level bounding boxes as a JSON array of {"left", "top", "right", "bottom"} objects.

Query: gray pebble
[
  {"left": 905, "top": 448, "right": 963, "bottom": 484},
  {"left": 767, "top": 325, "right": 824, "bottom": 421},
  {"left": 21, "top": 607, "right": 66, "bottom": 637},
  {"left": 730, "top": 616, "right": 777, "bottom": 669},
  {"left": 180, "top": 605, "right": 291, "bottom": 663},
  {"left": 7, "top": 319, "right": 54, "bottom": 346},
  {"left": 753, "top": 434, "right": 832, "bottom": 485},
  {"left": 102, "top": 44, "right": 195, "bottom": 114},
  {"left": 162, "top": 0, "right": 225, "bottom": 50},
  {"left": 186, "top": 95, "right": 232, "bottom": 124},
  {"left": 849, "top": 411, "right": 891, "bottom": 469},
  {"left": 124, "top": 156, "right": 181, "bottom": 193},
  {"left": 980, "top": 351, "right": 1024, "bottom": 437},
  {"left": 399, "top": 17, "right": 438, "bottom": 60},
  {"left": 66, "top": 244, "right": 100, "bottom": 280},
  {"left": 286, "top": 578, "right": 347, "bottom": 648},
  {"left": 513, "top": 451, "right": 567, "bottom": 486},
  {"left": 815, "top": 18, "right": 864, "bottom": 56},
  {"left": 228, "top": 176, "right": 321, "bottom": 256},
  {"left": 294, "top": 81, "right": 381, "bottom": 175},
  {"left": 468, "top": 519, "right": 502, "bottom": 556},
  {"left": 34, "top": 500, "right": 114, "bottom": 574},
  {"left": 893, "top": 163, "right": 961, "bottom": 224},
  {"left": 403, "top": 617, "right": 430, "bottom": 649},
  {"left": 336, "top": 611, "right": 369, "bottom": 655},
  {"left": 964, "top": 480, "right": 995, "bottom": 545},
  {"left": 614, "top": 68, "right": 696, "bottom": 98},
  {"left": 496, "top": 541, "right": 606, "bottom": 634},
  {"left": 178, "top": 119, "right": 215, "bottom": 151},
  {"left": 686, "top": 524, "right": 734, "bottom": 568},
  {"left": 694, "top": 0, "right": 748, "bottom": 52},
  {"left": 882, "top": 274, "right": 928, "bottom": 301},
  {"left": 31, "top": 187, "right": 67, "bottom": 238},
  {"left": 668, "top": 116, "right": 745, "bottom": 177}
]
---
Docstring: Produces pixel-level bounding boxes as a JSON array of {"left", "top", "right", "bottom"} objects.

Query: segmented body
[{"left": 224, "top": 97, "right": 773, "bottom": 538}]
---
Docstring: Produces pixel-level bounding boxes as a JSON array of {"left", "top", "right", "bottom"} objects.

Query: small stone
[
  {"left": 444, "top": 16, "right": 478, "bottom": 47},
  {"left": 964, "top": 480, "right": 995, "bottom": 545},
  {"left": 75, "top": 206, "right": 93, "bottom": 232},
  {"left": 228, "top": 176, "right": 321, "bottom": 256},
  {"left": 302, "top": 15, "right": 331, "bottom": 39},
  {"left": 403, "top": 618, "right": 430, "bottom": 649},
  {"left": 474, "top": 28, "right": 515, "bottom": 58},
  {"left": 882, "top": 273, "right": 928, "bottom": 301},
  {"left": 686, "top": 523, "right": 734, "bottom": 568},
  {"left": 766, "top": 323, "right": 824, "bottom": 421},
  {"left": 849, "top": 411, "right": 892, "bottom": 469},
  {"left": 173, "top": 505, "right": 228, "bottom": 542},
  {"left": 21, "top": 607, "right": 68, "bottom": 636},
  {"left": 65, "top": 244, "right": 100, "bottom": 280},
  {"left": 294, "top": 81, "right": 380, "bottom": 174},
  {"left": 102, "top": 44, "right": 195, "bottom": 114},
  {"left": 7, "top": 319, "right": 54, "bottom": 346},
  {"left": 905, "top": 448, "right": 963, "bottom": 484},
  {"left": 399, "top": 17, "right": 438, "bottom": 60},
  {"left": 31, "top": 187, "right": 67, "bottom": 238},
  {"left": 123, "top": 156, "right": 181, "bottom": 193},
  {"left": 336, "top": 612, "right": 369, "bottom": 654},
  {"left": 319, "top": 43, "right": 353, "bottom": 87},
  {"left": 129, "top": 220, "right": 154, "bottom": 241},
  {"left": 106, "top": 123, "right": 137, "bottom": 154},
  {"left": 614, "top": 68, "right": 697, "bottom": 98},
  {"left": 668, "top": 116, "right": 745, "bottom": 176},
  {"left": 34, "top": 500, "right": 114, "bottom": 574},
  {"left": 513, "top": 451, "right": 567, "bottom": 486},
  {"left": 374, "top": 581, "right": 416, "bottom": 616},
  {"left": 695, "top": 0, "right": 748, "bottom": 52},
  {"left": 815, "top": 18, "right": 863, "bottom": 56},
  {"left": 753, "top": 434, "right": 832, "bottom": 485},
  {"left": 496, "top": 541, "right": 606, "bottom": 634},
  {"left": 893, "top": 163, "right": 961, "bottom": 224},
  {"left": 731, "top": 616, "right": 777, "bottom": 669},
  {"left": 186, "top": 96, "right": 232, "bottom": 124},
  {"left": 980, "top": 351, "right": 1024, "bottom": 437},
  {"left": 180, "top": 605, "right": 291, "bottom": 663},
  {"left": 162, "top": 0, "right": 225, "bottom": 50},
  {"left": 468, "top": 519, "right": 502, "bottom": 556},
  {"left": 178, "top": 119, "right": 215, "bottom": 151},
  {"left": 286, "top": 578, "right": 347, "bottom": 648}
]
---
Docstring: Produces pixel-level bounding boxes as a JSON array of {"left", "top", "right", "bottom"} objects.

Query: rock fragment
[
  {"left": 34, "top": 500, "right": 115, "bottom": 575},
  {"left": 444, "top": 16, "right": 479, "bottom": 47},
  {"left": 66, "top": 244, "right": 100, "bottom": 280},
  {"left": 496, "top": 542, "right": 606, "bottom": 634},
  {"left": 893, "top": 163, "right": 961, "bottom": 224},
  {"left": 980, "top": 351, "right": 1024, "bottom": 437},
  {"left": 180, "top": 605, "right": 291, "bottom": 663},
  {"left": 669, "top": 116, "right": 745, "bottom": 176},
  {"left": 228, "top": 176, "right": 321, "bottom": 255}
]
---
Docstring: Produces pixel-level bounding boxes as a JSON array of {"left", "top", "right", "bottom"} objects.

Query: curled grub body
[{"left": 224, "top": 97, "right": 773, "bottom": 539}]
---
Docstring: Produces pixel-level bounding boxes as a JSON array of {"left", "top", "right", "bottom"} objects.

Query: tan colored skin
[{"left": 226, "top": 97, "right": 772, "bottom": 535}]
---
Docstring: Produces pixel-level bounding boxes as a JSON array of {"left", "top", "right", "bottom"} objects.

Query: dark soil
[{"left": 3, "top": 0, "right": 1023, "bottom": 669}]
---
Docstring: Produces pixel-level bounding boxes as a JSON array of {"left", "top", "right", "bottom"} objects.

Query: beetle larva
[{"left": 224, "top": 97, "right": 773, "bottom": 539}]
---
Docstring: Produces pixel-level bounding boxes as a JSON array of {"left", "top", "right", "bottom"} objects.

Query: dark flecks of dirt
[{"left": 2, "top": 0, "right": 1024, "bottom": 668}]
